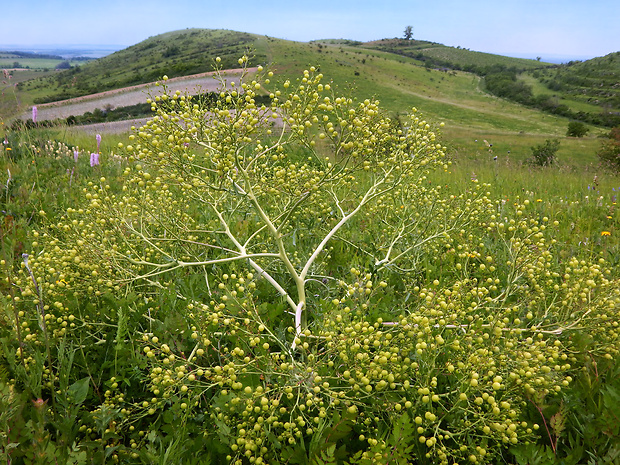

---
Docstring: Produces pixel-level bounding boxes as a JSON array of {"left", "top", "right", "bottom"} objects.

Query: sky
[{"left": 2, "top": 0, "right": 618, "bottom": 62}]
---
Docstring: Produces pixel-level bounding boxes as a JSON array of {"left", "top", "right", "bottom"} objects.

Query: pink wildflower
[{"left": 32, "top": 398, "right": 46, "bottom": 410}]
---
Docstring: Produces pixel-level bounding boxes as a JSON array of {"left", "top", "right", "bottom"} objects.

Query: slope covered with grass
[
  {"left": 526, "top": 52, "right": 620, "bottom": 113},
  {"left": 3, "top": 28, "right": 618, "bottom": 167},
  {"left": 18, "top": 29, "right": 269, "bottom": 104},
  {"left": 360, "top": 38, "right": 551, "bottom": 71}
]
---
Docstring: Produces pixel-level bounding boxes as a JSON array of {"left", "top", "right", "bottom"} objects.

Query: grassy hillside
[
  {"left": 356, "top": 39, "right": 619, "bottom": 128},
  {"left": 16, "top": 29, "right": 269, "bottom": 105},
  {"left": 9, "top": 30, "right": 554, "bottom": 108},
  {"left": 256, "top": 36, "right": 611, "bottom": 165},
  {"left": 359, "top": 38, "right": 551, "bottom": 71},
  {"left": 525, "top": 52, "right": 620, "bottom": 112},
  {"left": 2, "top": 29, "right": 618, "bottom": 168}
]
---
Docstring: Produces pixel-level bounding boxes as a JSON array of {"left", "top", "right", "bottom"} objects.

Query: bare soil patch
[{"left": 27, "top": 68, "right": 255, "bottom": 121}]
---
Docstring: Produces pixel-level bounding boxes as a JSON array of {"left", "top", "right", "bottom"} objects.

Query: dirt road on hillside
[{"left": 26, "top": 68, "right": 256, "bottom": 122}]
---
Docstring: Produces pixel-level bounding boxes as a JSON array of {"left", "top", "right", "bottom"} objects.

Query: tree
[
  {"left": 55, "top": 61, "right": 71, "bottom": 70},
  {"left": 403, "top": 25, "right": 413, "bottom": 40}
]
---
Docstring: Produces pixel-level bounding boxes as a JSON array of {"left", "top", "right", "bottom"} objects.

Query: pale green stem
[
  {"left": 300, "top": 171, "right": 395, "bottom": 282},
  {"left": 240, "top": 171, "right": 304, "bottom": 308}
]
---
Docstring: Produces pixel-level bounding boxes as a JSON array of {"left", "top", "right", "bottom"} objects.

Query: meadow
[{"left": 1, "top": 33, "right": 620, "bottom": 465}]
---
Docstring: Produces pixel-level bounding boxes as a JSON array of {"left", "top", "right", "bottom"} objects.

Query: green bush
[
  {"left": 2, "top": 58, "right": 619, "bottom": 464},
  {"left": 598, "top": 127, "right": 620, "bottom": 172},
  {"left": 529, "top": 139, "right": 560, "bottom": 167},
  {"left": 566, "top": 121, "right": 589, "bottom": 138}
]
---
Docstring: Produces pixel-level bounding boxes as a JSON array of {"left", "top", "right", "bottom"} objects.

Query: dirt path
[{"left": 27, "top": 68, "right": 256, "bottom": 121}]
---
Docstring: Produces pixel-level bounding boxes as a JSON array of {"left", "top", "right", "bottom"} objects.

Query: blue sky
[{"left": 2, "top": 0, "right": 618, "bottom": 61}]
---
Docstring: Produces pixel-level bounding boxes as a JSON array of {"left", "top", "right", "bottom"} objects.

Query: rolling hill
[
  {"left": 2, "top": 29, "right": 618, "bottom": 166},
  {"left": 523, "top": 52, "right": 620, "bottom": 114}
]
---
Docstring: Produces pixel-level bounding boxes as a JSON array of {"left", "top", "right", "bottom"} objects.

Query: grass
[
  {"left": 363, "top": 38, "right": 553, "bottom": 69},
  {"left": 426, "top": 151, "right": 620, "bottom": 269},
  {"left": 1, "top": 110, "right": 619, "bottom": 464},
  {"left": 2, "top": 29, "right": 616, "bottom": 151},
  {"left": 442, "top": 127, "right": 604, "bottom": 164},
  {"left": 0, "top": 58, "right": 85, "bottom": 69}
]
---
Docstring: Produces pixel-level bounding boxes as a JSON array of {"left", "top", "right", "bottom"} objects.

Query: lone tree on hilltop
[{"left": 404, "top": 25, "right": 413, "bottom": 40}]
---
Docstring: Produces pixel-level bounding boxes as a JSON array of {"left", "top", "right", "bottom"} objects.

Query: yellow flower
[{"left": 601, "top": 231, "right": 611, "bottom": 236}]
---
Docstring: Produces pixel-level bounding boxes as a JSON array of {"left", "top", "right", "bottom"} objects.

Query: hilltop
[{"left": 13, "top": 30, "right": 557, "bottom": 104}]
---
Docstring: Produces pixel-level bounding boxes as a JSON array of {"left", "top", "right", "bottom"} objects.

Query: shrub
[
  {"left": 529, "top": 139, "right": 560, "bottom": 167},
  {"left": 566, "top": 121, "right": 589, "bottom": 137},
  {"left": 3, "top": 58, "right": 620, "bottom": 464},
  {"left": 598, "top": 126, "right": 620, "bottom": 172},
  {"left": 484, "top": 71, "right": 533, "bottom": 104}
]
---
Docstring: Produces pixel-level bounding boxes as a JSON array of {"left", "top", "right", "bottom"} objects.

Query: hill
[
  {"left": 14, "top": 29, "right": 268, "bottom": 104},
  {"left": 9, "top": 32, "right": 617, "bottom": 129},
  {"left": 14, "top": 31, "right": 557, "bottom": 106},
  {"left": 2, "top": 28, "right": 619, "bottom": 167},
  {"left": 359, "top": 38, "right": 551, "bottom": 71},
  {"left": 8, "top": 32, "right": 562, "bottom": 131},
  {"left": 358, "top": 39, "right": 619, "bottom": 128},
  {"left": 523, "top": 52, "right": 620, "bottom": 118}
]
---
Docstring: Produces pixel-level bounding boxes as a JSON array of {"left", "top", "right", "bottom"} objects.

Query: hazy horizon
[{"left": 0, "top": 39, "right": 610, "bottom": 65}]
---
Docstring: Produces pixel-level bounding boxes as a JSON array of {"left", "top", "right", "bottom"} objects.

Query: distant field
[{"left": 0, "top": 58, "right": 84, "bottom": 69}]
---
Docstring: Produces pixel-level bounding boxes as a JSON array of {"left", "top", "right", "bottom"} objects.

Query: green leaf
[
  {"left": 311, "top": 444, "right": 337, "bottom": 465},
  {"left": 68, "top": 377, "right": 89, "bottom": 406}
]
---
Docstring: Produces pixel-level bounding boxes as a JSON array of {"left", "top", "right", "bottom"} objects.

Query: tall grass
[{"left": 429, "top": 153, "right": 620, "bottom": 269}]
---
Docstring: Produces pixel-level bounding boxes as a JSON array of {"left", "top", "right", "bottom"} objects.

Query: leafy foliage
[
  {"left": 529, "top": 139, "right": 560, "bottom": 167},
  {"left": 598, "top": 127, "right": 620, "bottom": 172},
  {"left": 566, "top": 121, "right": 589, "bottom": 138},
  {"left": 1, "top": 58, "right": 620, "bottom": 465},
  {"left": 484, "top": 70, "right": 533, "bottom": 103},
  {"left": 403, "top": 26, "right": 413, "bottom": 41}
]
